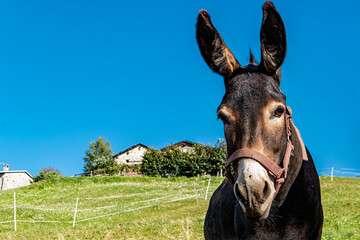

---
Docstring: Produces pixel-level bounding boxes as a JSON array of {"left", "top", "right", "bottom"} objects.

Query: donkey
[{"left": 196, "top": 2, "right": 323, "bottom": 239}]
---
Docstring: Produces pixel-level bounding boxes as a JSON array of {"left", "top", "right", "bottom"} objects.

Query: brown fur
[{"left": 196, "top": 1, "right": 323, "bottom": 239}]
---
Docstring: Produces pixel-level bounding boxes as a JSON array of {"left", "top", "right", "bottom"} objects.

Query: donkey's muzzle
[{"left": 233, "top": 159, "right": 275, "bottom": 220}]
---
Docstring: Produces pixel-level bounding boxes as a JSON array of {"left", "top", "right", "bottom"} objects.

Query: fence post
[
  {"left": 193, "top": 182, "right": 198, "bottom": 205},
  {"left": 14, "top": 192, "right": 16, "bottom": 231},
  {"left": 331, "top": 167, "right": 333, "bottom": 181},
  {"left": 73, "top": 197, "right": 79, "bottom": 227},
  {"left": 205, "top": 178, "right": 211, "bottom": 200}
]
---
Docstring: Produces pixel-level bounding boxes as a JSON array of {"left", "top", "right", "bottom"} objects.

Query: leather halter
[{"left": 225, "top": 106, "right": 308, "bottom": 198}]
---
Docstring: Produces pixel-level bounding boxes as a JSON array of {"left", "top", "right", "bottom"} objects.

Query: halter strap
[{"left": 225, "top": 106, "right": 308, "bottom": 198}]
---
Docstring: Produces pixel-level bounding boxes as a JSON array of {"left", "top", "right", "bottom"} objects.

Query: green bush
[
  {"left": 119, "top": 164, "right": 141, "bottom": 173},
  {"left": 34, "top": 167, "right": 62, "bottom": 182},
  {"left": 141, "top": 148, "right": 165, "bottom": 176},
  {"left": 141, "top": 140, "right": 227, "bottom": 177},
  {"left": 92, "top": 160, "right": 120, "bottom": 175}
]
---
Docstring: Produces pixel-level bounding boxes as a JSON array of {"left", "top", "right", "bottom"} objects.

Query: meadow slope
[{"left": 0, "top": 176, "right": 358, "bottom": 239}]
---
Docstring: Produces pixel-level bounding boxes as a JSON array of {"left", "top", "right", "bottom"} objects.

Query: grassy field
[
  {"left": 320, "top": 176, "right": 360, "bottom": 240},
  {"left": 0, "top": 176, "right": 359, "bottom": 239}
]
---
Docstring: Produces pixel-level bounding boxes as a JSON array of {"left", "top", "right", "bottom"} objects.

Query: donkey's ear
[
  {"left": 260, "top": 2, "right": 286, "bottom": 78},
  {"left": 196, "top": 10, "right": 240, "bottom": 78}
]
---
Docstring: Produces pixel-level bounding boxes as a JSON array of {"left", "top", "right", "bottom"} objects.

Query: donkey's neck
[
  {"left": 277, "top": 124, "right": 322, "bottom": 218},
  {"left": 281, "top": 154, "right": 319, "bottom": 207},
  {"left": 274, "top": 122, "right": 307, "bottom": 205}
]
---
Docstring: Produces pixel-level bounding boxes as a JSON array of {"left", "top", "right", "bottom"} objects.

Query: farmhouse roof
[
  {"left": 0, "top": 170, "right": 33, "bottom": 179},
  {"left": 113, "top": 143, "right": 149, "bottom": 158},
  {"left": 160, "top": 140, "right": 198, "bottom": 151}
]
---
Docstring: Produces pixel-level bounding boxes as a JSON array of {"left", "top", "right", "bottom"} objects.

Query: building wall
[
  {"left": 0, "top": 172, "right": 33, "bottom": 191},
  {"left": 114, "top": 146, "right": 148, "bottom": 165},
  {"left": 178, "top": 145, "right": 195, "bottom": 154}
]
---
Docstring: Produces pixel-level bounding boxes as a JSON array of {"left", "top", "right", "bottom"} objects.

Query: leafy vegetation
[
  {"left": 33, "top": 167, "right": 62, "bottom": 182},
  {"left": 119, "top": 163, "right": 141, "bottom": 174},
  {"left": 0, "top": 176, "right": 358, "bottom": 239},
  {"left": 141, "top": 140, "right": 227, "bottom": 177},
  {"left": 83, "top": 137, "right": 120, "bottom": 174}
]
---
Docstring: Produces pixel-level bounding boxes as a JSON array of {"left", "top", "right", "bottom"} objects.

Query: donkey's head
[{"left": 197, "top": 2, "right": 289, "bottom": 221}]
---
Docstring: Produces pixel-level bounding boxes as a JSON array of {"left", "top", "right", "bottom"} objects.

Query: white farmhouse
[
  {"left": 0, "top": 164, "right": 33, "bottom": 191},
  {"left": 113, "top": 141, "right": 200, "bottom": 166},
  {"left": 114, "top": 143, "right": 149, "bottom": 165},
  {"left": 161, "top": 140, "right": 197, "bottom": 153}
]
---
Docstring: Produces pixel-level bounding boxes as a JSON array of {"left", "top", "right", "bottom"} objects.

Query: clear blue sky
[{"left": 0, "top": 0, "right": 359, "bottom": 177}]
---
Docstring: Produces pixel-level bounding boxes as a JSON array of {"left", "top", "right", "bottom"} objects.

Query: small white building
[
  {"left": 0, "top": 165, "right": 33, "bottom": 191},
  {"left": 114, "top": 143, "right": 149, "bottom": 165},
  {"left": 114, "top": 141, "right": 201, "bottom": 166},
  {"left": 161, "top": 140, "right": 197, "bottom": 153}
]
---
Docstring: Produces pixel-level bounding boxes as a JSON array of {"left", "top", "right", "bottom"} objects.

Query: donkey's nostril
[
  {"left": 234, "top": 183, "right": 248, "bottom": 203},
  {"left": 262, "top": 181, "right": 271, "bottom": 200}
]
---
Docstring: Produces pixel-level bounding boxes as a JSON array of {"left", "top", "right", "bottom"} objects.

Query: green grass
[
  {"left": 0, "top": 176, "right": 359, "bottom": 239},
  {"left": 320, "top": 176, "right": 360, "bottom": 240}
]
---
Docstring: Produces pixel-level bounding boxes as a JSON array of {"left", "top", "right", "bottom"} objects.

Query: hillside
[{"left": 0, "top": 176, "right": 359, "bottom": 239}]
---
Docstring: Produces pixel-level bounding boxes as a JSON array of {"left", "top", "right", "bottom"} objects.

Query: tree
[{"left": 83, "top": 137, "right": 119, "bottom": 174}]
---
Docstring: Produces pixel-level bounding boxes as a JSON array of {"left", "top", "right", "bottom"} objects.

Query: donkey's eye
[
  {"left": 218, "top": 115, "right": 229, "bottom": 125},
  {"left": 217, "top": 108, "right": 234, "bottom": 126},
  {"left": 218, "top": 112, "right": 230, "bottom": 125},
  {"left": 274, "top": 106, "right": 285, "bottom": 117}
]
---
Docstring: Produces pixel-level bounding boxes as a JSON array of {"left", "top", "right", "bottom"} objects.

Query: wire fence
[
  {"left": 317, "top": 167, "right": 360, "bottom": 178},
  {"left": 1, "top": 168, "right": 357, "bottom": 231},
  {"left": 0, "top": 178, "right": 217, "bottom": 231}
]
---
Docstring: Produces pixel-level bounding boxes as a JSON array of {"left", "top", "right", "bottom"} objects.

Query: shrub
[
  {"left": 141, "top": 148, "right": 164, "bottom": 176},
  {"left": 119, "top": 164, "right": 141, "bottom": 174},
  {"left": 34, "top": 167, "right": 62, "bottom": 182},
  {"left": 141, "top": 140, "right": 227, "bottom": 177}
]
